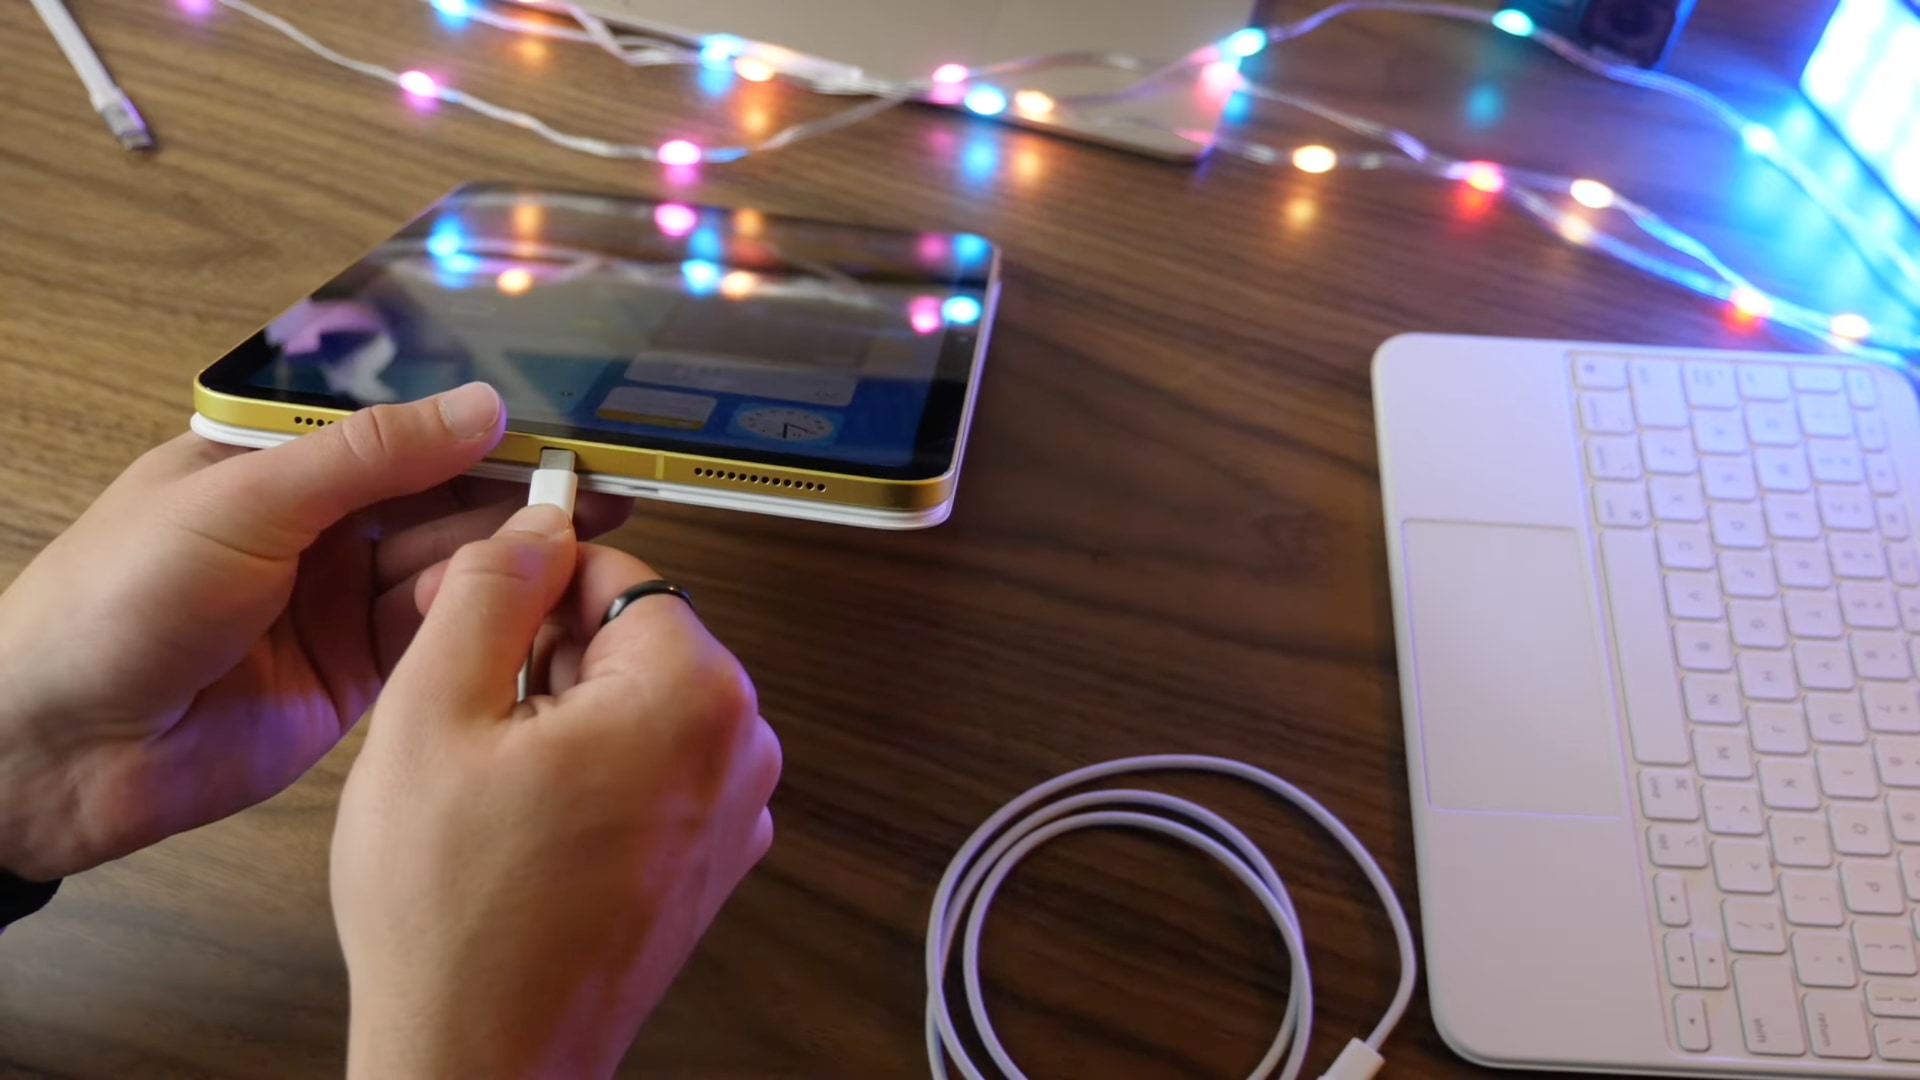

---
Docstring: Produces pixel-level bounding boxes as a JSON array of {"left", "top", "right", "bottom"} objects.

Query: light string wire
[{"left": 199, "top": 0, "right": 1916, "bottom": 357}]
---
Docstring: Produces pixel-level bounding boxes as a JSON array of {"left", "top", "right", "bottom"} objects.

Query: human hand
[
  {"left": 331, "top": 504, "right": 779, "bottom": 1080},
  {"left": 0, "top": 385, "right": 631, "bottom": 881}
]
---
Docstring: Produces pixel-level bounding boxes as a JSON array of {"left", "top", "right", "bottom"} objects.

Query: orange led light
[
  {"left": 497, "top": 268, "right": 534, "bottom": 295},
  {"left": 735, "top": 58, "right": 775, "bottom": 82},
  {"left": 1013, "top": 90, "right": 1055, "bottom": 117}
]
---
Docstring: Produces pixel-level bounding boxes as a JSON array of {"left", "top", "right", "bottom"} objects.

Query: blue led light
[
  {"left": 426, "top": 223, "right": 463, "bottom": 259},
  {"left": 1802, "top": 0, "right": 1920, "bottom": 220},
  {"left": 688, "top": 226, "right": 725, "bottom": 262},
  {"left": 700, "top": 34, "right": 746, "bottom": 67},
  {"left": 1223, "top": 28, "right": 1269, "bottom": 58},
  {"left": 440, "top": 254, "right": 481, "bottom": 274},
  {"left": 1741, "top": 124, "right": 1779, "bottom": 154},
  {"left": 953, "top": 234, "right": 990, "bottom": 263},
  {"left": 942, "top": 296, "right": 983, "bottom": 324},
  {"left": 1491, "top": 8, "right": 1535, "bottom": 36},
  {"left": 963, "top": 86, "right": 1008, "bottom": 116},
  {"left": 430, "top": 0, "right": 470, "bottom": 21},
  {"left": 682, "top": 259, "right": 723, "bottom": 294}
]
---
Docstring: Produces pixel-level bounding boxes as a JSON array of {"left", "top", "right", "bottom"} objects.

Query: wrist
[{"left": 346, "top": 985, "right": 622, "bottom": 1080}]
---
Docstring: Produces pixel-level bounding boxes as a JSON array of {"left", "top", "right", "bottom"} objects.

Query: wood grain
[{"left": 0, "top": 0, "right": 1893, "bottom": 1076}]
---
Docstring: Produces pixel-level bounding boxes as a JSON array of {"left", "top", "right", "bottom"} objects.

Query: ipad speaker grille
[
  {"left": 692, "top": 466, "right": 825, "bottom": 494},
  {"left": 292, "top": 416, "right": 337, "bottom": 427}
]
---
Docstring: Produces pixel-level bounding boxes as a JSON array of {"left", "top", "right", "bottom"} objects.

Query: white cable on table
[
  {"left": 926, "top": 755, "right": 1417, "bottom": 1080},
  {"left": 28, "top": 0, "right": 152, "bottom": 149}
]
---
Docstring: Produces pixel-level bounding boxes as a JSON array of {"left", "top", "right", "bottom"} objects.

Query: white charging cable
[
  {"left": 925, "top": 755, "right": 1417, "bottom": 1080},
  {"left": 517, "top": 448, "right": 580, "bottom": 701}
]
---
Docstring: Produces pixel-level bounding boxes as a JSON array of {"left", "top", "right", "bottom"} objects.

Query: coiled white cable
[{"left": 925, "top": 756, "right": 1417, "bottom": 1080}]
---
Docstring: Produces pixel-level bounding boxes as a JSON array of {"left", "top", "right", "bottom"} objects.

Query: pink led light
[
  {"left": 657, "top": 140, "right": 703, "bottom": 167},
  {"left": 932, "top": 64, "right": 969, "bottom": 84},
  {"left": 910, "top": 309, "right": 944, "bottom": 335},
  {"left": 1200, "top": 60, "right": 1241, "bottom": 91},
  {"left": 654, "top": 203, "right": 698, "bottom": 237},
  {"left": 1462, "top": 162, "right": 1505, "bottom": 194},
  {"left": 397, "top": 70, "right": 439, "bottom": 97}
]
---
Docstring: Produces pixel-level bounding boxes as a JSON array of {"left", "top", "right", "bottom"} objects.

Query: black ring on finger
[{"left": 600, "top": 580, "right": 697, "bottom": 629}]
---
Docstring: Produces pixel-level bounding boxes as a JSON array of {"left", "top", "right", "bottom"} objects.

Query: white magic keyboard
[{"left": 1576, "top": 351, "right": 1920, "bottom": 1067}]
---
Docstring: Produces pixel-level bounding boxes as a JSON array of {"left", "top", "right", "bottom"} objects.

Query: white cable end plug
[
  {"left": 1317, "top": 1038, "right": 1385, "bottom": 1080},
  {"left": 529, "top": 448, "right": 579, "bottom": 519}
]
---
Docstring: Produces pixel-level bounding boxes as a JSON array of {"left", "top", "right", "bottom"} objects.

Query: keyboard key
[
  {"left": 1793, "top": 932, "right": 1860, "bottom": 988},
  {"left": 1639, "top": 769, "right": 1702, "bottom": 821},
  {"left": 1808, "top": 439, "right": 1866, "bottom": 483},
  {"left": 1642, "top": 431, "right": 1698, "bottom": 474},
  {"left": 1592, "top": 481, "right": 1651, "bottom": 527},
  {"left": 1738, "top": 365, "right": 1792, "bottom": 401},
  {"left": 1601, "top": 531, "right": 1692, "bottom": 766},
  {"left": 1877, "top": 737, "right": 1920, "bottom": 788},
  {"left": 1722, "top": 552, "right": 1778, "bottom": 598},
  {"left": 1695, "top": 729, "right": 1753, "bottom": 779},
  {"left": 1631, "top": 360, "right": 1689, "bottom": 427},
  {"left": 1858, "top": 409, "right": 1890, "bottom": 450},
  {"left": 1725, "top": 898, "right": 1787, "bottom": 951},
  {"left": 1579, "top": 390, "right": 1635, "bottom": 433},
  {"left": 1703, "top": 455, "right": 1758, "bottom": 500},
  {"left": 1855, "top": 917, "right": 1917, "bottom": 968},
  {"left": 1819, "top": 485, "right": 1875, "bottom": 530},
  {"left": 1733, "top": 959, "right": 1805, "bottom": 1055},
  {"left": 1760, "top": 758, "right": 1821, "bottom": 810},
  {"left": 1685, "top": 362, "right": 1738, "bottom": 407},
  {"left": 1831, "top": 803, "right": 1893, "bottom": 856},
  {"left": 1777, "top": 541, "right": 1834, "bottom": 588},
  {"left": 1754, "top": 446, "right": 1811, "bottom": 491},
  {"left": 1840, "top": 582, "right": 1900, "bottom": 629},
  {"left": 1902, "top": 589, "right": 1920, "bottom": 631},
  {"left": 1867, "top": 453, "right": 1900, "bottom": 494},
  {"left": 1673, "top": 995, "right": 1711, "bottom": 1052},
  {"left": 1747, "top": 402, "right": 1800, "bottom": 446},
  {"left": 1729, "top": 600, "right": 1788, "bottom": 649},
  {"left": 1795, "top": 367, "right": 1846, "bottom": 393},
  {"left": 1902, "top": 849, "right": 1920, "bottom": 901},
  {"left": 1832, "top": 535, "right": 1888, "bottom": 578},
  {"left": 1657, "top": 524, "right": 1714, "bottom": 570},
  {"left": 1791, "top": 641, "right": 1851, "bottom": 691},
  {"left": 1762, "top": 494, "right": 1821, "bottom": 539},
  {"left": 1800, "top": 395, "right": 1853, "bottom": 438},
  {"left": 1666, "top": 573, "right": 1723, "bottom": 620},
  {"left": 1806, "top": 692, "right": 1867, "bottom": 743},
  {"left": 1852, "top": 633, "right": 1910, "bottom": 682},
  {"left": 1703, "top": 783, "right": 1762, "bottom": 835},
  {"left": 1877, "top": 1019, "right": 1920, "bottom": 1061},
  {"left": 1675, "top": 624, "right": 1733, "bottom": 671},
  {"left": 1649, "top": 824, "right": 1710, "bottom": 867},
  {"left": 1864, "top": 684, "right": 1920, "bottom": 733},
  {"left": 1665, "top": 930, "right": 1700, "bottom": 987},
  {"left": 1684, "top": 674, "right": 1741, "bottom": 724},
  {"left": 1880, "top": 499, "right": 1911, "bottom": 539},
  {"left": 1574, "top": 354, "right": 1627, "bottom": 388},
  {"left": 1891, "top": 544, "right": 1920, "bottom": 585},
  {"left": 1649, "top": 476, "right": 1706, "bottom": 522},
  {"left": 1845, "top": 869, "right": 1908, "bottom": 919},
  {"left": 1821, "top": 746, "right": 1881, "bottom": 798},
  {"left": 1693, "top": 933, "right": 1729, "bottom": 989},
  {"left": 1784, "top": 589, "right": 1843, "bottom": 638},
  {"left": 1892, "top": 793, "right": 1920, "bottom": 842},
  {"left": 1655, "top": 872, "right": 1691, "bottom": 926},
  {"left": 1714, "top": 839, "right": 1774, "bottom": 893},
  {"left": 1692, "top": 411, "right": 1746, "bottom": 454},
  {"left": 1869, "top": 981, "right": 1920, "bottom": 1018},
  {"left": 1782, "top": 872, "right": 1845, "bottom": 926},
  {"left": 1847, "top": 369, "right": 1878, "bottom": 407},
  {"left": 1587, "top": 436, "right": 1642, "bottom": 480},
  {"left": 1769, "top": 813, "right": 1832, "bottom": 866},
  {"left": 1748, "top": 703, "right": 1806, "bottom": 753},
  {"left": 1709, "top": 503, "right": 1766, "bottom": 548},
  {"left": 1804, "top": 991, "right": 1871, "bottom": 1058}
]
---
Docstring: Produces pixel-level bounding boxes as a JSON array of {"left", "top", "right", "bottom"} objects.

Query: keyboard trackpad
[{"left": 1404, "top": 521, "right": 1627, "bottom": 817}]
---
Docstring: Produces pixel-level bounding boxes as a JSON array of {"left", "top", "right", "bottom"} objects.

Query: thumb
[
  {"left": 182, "top": 383, "right": 505, "bottom": 560},
  {"left": 385, "top": 503, "right": 578, "bottom": 720}
]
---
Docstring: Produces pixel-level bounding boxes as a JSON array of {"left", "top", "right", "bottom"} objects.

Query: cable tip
[
  {"left": 1316, "top": 1038, "right": 1385, "bottom": 1080},
  {"left": 99, "top": 95, "right": 154, "bottom": 151}
]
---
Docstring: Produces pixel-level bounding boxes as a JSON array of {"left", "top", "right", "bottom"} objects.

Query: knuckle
[
  {"left": 445, "top": 535, "right": 543, "bottom": 588},
  {"left": 334, "top": 403, "right": 402, "bottom": 470}
]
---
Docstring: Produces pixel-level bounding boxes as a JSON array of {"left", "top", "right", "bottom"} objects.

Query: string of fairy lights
[{"left": 194, "top": 0, "right": 1920, "bottom": 358}]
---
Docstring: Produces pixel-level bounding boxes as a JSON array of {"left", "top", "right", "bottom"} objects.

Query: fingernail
[
  {"left": 438, "top": 382, "right": 502, "bottom": 439},
  {"left": 501, "top": 503, "right": 573, "bottom": 539}
]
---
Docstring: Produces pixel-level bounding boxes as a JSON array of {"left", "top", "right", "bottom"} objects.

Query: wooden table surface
[{"left": 0, "top": 0, "right": 1900, "bottom": 1076}]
